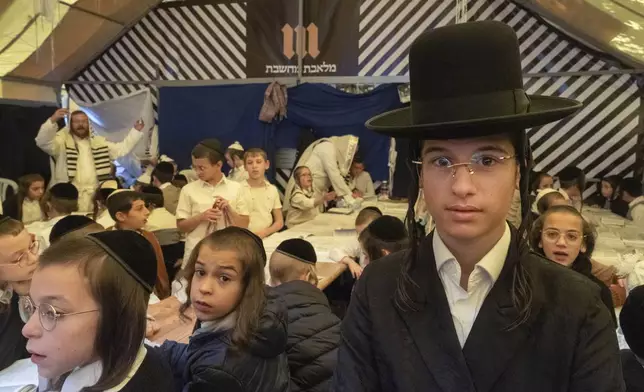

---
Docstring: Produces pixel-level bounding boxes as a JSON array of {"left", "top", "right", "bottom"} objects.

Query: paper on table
[{"left": 0, "top": 359, "right": 38, "bottom": 391}]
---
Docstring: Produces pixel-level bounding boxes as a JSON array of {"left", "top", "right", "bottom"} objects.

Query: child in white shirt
[
  {"left": 285, "top": 166, "right": 336, "bottom": 228},
  {"left": 329, "top": 206, "right": 383, "bottom": 278},
  {"left": 176, "top": 139, "right": 250, "bottom": 264},
  {"left": 621, "top": 177, "right": 644, "bottom": 226},
  {"left": 141, "top": 185, "right": 177, "bottom": 231},
  {"left": 241, "top": 148, "right": 284, "bottom": 238},
  {"left": 225, "top": 141, "right": 249, "bottom": 182}
]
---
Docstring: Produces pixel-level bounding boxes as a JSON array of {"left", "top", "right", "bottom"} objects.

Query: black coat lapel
[
  {"left": 395, "top": 234, "right": 476, "bottom": 392},
  {"left": 462, "top": 230, "right": 541, "bottom": 392}
]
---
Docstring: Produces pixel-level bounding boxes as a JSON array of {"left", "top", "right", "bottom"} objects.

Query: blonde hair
[
  {"left": 269, "top": 252, "right": 318, "bottom": 286},
  {"left": 0, "top": 217, "right": 24, "bottom": 237},
  {"left": 244, "top": 148, "right": 268, "bottom": 162}
]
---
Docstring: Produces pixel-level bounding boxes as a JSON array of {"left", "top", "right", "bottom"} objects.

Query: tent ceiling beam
[
  {"left": 58, "top": 1, "right": 126, "bottom": 26},
  {"left": 0, "top": 75, "right": 60, "bottom": 87}
]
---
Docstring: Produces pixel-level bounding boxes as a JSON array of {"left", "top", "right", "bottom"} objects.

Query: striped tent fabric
[
  {"left": 68, "top": 2, "right": 247, "bottom": 123},
  {"left": 69, "top": 0, "right": 640, "bottom": 200},
  {"left": 359, "top": 0, "right": 640, "bottom": 198}
]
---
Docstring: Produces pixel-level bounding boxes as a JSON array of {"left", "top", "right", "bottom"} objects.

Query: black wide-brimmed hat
[{"left": 366, "top": 21, "right": 582, "bottom": 139}]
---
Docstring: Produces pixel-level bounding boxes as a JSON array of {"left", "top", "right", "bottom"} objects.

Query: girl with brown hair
[
  {"left": 20, "top": 230, "right": 173, "bottom": 391},
  {"left": 157, "top": 227, "right": 289, "bottom": 392},
  {"left": 2, "top": 174, "right": 45, "bottom": 224},
  {"left": 0, "top": 215, "right": 38, "bottom": 370}
]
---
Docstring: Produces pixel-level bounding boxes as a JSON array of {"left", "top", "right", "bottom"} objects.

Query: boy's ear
[
  {"left": 265, "top": 159, "right": 271, "bottom": 169},
  {"left": 115, "top": 211, "right": 127, "bottom": 223}
]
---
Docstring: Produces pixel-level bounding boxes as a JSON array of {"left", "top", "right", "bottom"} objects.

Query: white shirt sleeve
[
  {"left": 106, "top": 128, "right": 144, "bottom": 160},
  {"left": 231, "top": 186, "right": 250, "bottom": 216},
  {"left": 329, "top": 238, "right": 362, "bottom": 262},
  {"left": 316, "top": 142, "right": 353, "bottom": 197},
  {"left": 34, "top": 120, "right": 62, "bottom": 157},
  {"left": 175, "top": 188, "right": 192, "bottom": 220}
]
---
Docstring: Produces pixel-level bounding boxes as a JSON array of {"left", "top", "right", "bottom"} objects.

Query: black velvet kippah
[
  {"left": 275, "top": 238, "right": 317, "bottom": 265},
  {"left": 50, "top": 215, "right": 95, "bottom": 243},
  {"left": 199, "top": 138, "right": 224, "bottom": 155},
  {"left": 368, "top": 216, "right": 407, "bottom": 242},
  {"left": 86, "top": 231, "right": 157, "bottom": 293},
  {"left": 50, "top": 183, "right": 79, "bottom": 200},
  {"left": 229, "top": 227, "right": 267, "bottom": 266}
]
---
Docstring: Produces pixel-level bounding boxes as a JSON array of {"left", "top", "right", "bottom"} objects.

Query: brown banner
[{"left": 245, "top": 0, "right": 359, "bottom": 77}]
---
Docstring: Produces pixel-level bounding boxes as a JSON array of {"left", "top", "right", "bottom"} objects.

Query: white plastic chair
[{"left": 0, "top": 178, "right": 18, "bottom": 205}]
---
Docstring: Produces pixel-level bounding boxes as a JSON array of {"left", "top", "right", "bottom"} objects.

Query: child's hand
[
  {"left": 215, "top": 197, "right": 231, "bottom": 212},
  {"left": 201, "top": 208, "right": 219, "bottom": 222},
  {"left": 342, "top": 257, "right": 364, "bottom": 279},
  {"left": 324, "top": 191, "right": 337, "bottom": 201}
]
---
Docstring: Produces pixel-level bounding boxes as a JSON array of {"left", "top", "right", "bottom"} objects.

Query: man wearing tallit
[
  {"left": 283, "top": 135, "right": 359, "bottom": 217},
  {"left": 35, "top": 108, "right": 144, "bottom": 212}
]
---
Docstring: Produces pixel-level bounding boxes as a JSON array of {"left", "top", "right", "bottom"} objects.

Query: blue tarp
[{"left": 158, "top": 83, "right": 403, "bottom": 181}]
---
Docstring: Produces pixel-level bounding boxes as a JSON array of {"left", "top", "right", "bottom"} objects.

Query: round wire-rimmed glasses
[{"left": 19, "top": 296, "right": 99, "bottom": 332}]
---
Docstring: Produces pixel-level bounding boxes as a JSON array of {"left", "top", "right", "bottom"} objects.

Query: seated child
[
  {"left": 529, "top": 205, "right": 617, "bottom": 326},
  {"left": 358, "top": 215, "right": 409, "bottom": 264},
  {"left": 268, "top": 238, "right": 341, "bottom": 392},
  {"left": 20, "top": 231, "right": 174, "bottom": 391},
  {"left": 619, "top": 285, "right": 644, "bottom": 391},
  {"left": 531, "top": 188, "right": 570, "bottom": 220},
  {"left": 621, "top": 177, "right": 644, "bottom": 226},
  {"left": 242, "top": 148, "right": 284, "bottom": 238},
  {"left": 152, "top": 162, "right": 181, "bottom": 214},
  {"left": 285, "top": 166, "right": 335, "bottom": 228},
  {"left": 27, "top": 183, "right": 79, "bottom": 251},
  {"left": 557, "top": 166, "right": 585, "bottom": 210},
  {"left": 108, "top": 190, "right": 170, "bottom": 299},
  {"left": 2, "top": 174, "right": 45, "bottom": 224},
  {"left": 329, "top": 206, "right": 383, "bottom": 278},
  {"left": 49, "top": 215, "right": 104, "bottom": 244},
  {"left": 350, "top": 158, "right": 375, "bottom": 199},
  {"left": 141, "top": 185, "right": 177, "bottom": 231},
  {"left": 225, "top": 141, "right": 248, "bottom": 182},
  {"left": 157, "top": 227, "right": 289, "bottom": 392},
  {"left": 0, "top": 216, "right": 37, "bottom": 370}
]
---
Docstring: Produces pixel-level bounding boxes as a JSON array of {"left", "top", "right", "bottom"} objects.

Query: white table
[{"left": 582, "top": 207, "right": 644, "bottom": 267}]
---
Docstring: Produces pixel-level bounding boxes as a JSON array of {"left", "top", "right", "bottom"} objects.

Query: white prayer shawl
[{"left": 283, "top": 135, "right": 358, "bottom": 213}]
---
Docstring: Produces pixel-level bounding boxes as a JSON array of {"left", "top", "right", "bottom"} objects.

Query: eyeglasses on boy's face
[
  {"left": 19, "top": 296, "right": 99, "bottom": 332},
  {"left": 0, "top": 238, "right": 39, "bottom": 269},
  {"left": 412, "top": 153, "right": 517, "bottom": 178},
  {"left": 542, "top": 228, "right": 585, "bottom": 244}
]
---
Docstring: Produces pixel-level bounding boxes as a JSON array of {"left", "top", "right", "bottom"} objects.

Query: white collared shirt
[
  {"left": 145, "top": 207, "right": 177, "bottom": 232},
  {"left": 240, "top": 180, "right": 281, "bottom": 233},
  {"left": 38, "top": 345, "right": 147, "bottom": 391},
  {"left": 433, "top": 223, "right": 511, "bottom": 347},
  {"left": 176, "top": 176, "right": 249, "bottom": 263},
  {"left": 159, "top": 182, "right": 171, "bottom": 190}
]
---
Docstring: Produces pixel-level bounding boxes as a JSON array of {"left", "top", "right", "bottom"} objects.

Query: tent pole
[{"left": 297, "top": 0, "right": 304, "bottom": 85}]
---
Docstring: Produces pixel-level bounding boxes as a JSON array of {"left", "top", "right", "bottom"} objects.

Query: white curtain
[{"left": 72, "top": 89, "right": 157, "bottom": 181}]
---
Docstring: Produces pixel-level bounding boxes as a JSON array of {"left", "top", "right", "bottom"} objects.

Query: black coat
[
  {"left": 332, "top": 231, "right": 623, "bottom": 392},
  {"left": 118, "top": 347, "right": 174, "bottom": 392},
  {"left": 620, "top": 350, "right": 644, "bottom": 392},
  {"left": 269, "top": 280, "right": 341, "bottom": 392},
  {"left": 570, "top": 255, "right": 617, "bottom": 326},
  {"left": 0, "top": 293, "right": 28, "bottom": 371},
  {"left": 157, "top": 295, "right": 290, "bottom": 392}
]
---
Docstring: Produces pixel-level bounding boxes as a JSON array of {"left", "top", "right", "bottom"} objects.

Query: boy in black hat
[
  {"left": 332, "top": 21, "right": 622, "bottom": 391},
  {"left": 620, "top": 285, "right": 644, "bottom": 391},
  {"left": 176, "top": 139, "right": 250, "bottom": 267},
  {"left": 269, "top": 238, "right": 341, "bottom": 392}
]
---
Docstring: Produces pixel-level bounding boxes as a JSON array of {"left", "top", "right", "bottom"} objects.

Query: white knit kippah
[{"left": 228, "top": 141, "right": 244, "bottom": 151}]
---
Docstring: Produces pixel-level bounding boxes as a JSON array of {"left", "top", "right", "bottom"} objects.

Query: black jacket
[
  {"left": 332, "top": 230, "right": 623, "bottom": 392},
  {"left": 269, "top": 280, "right": 341, "bottom": 392},
  {"left": 570, "top": 255, "right": 617, "bottom": 326},
  {"left": 0, "top": 293, "right": 28, "bottom": 371},
  {"left": 621, "top": 350, "right": 644, "bottom": 392},
  {"left": 118, "top": 347, "right": 174, "bottom": 392},
  {"left": 157, "top": 295, "right": 290, "bottom": 392}
]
